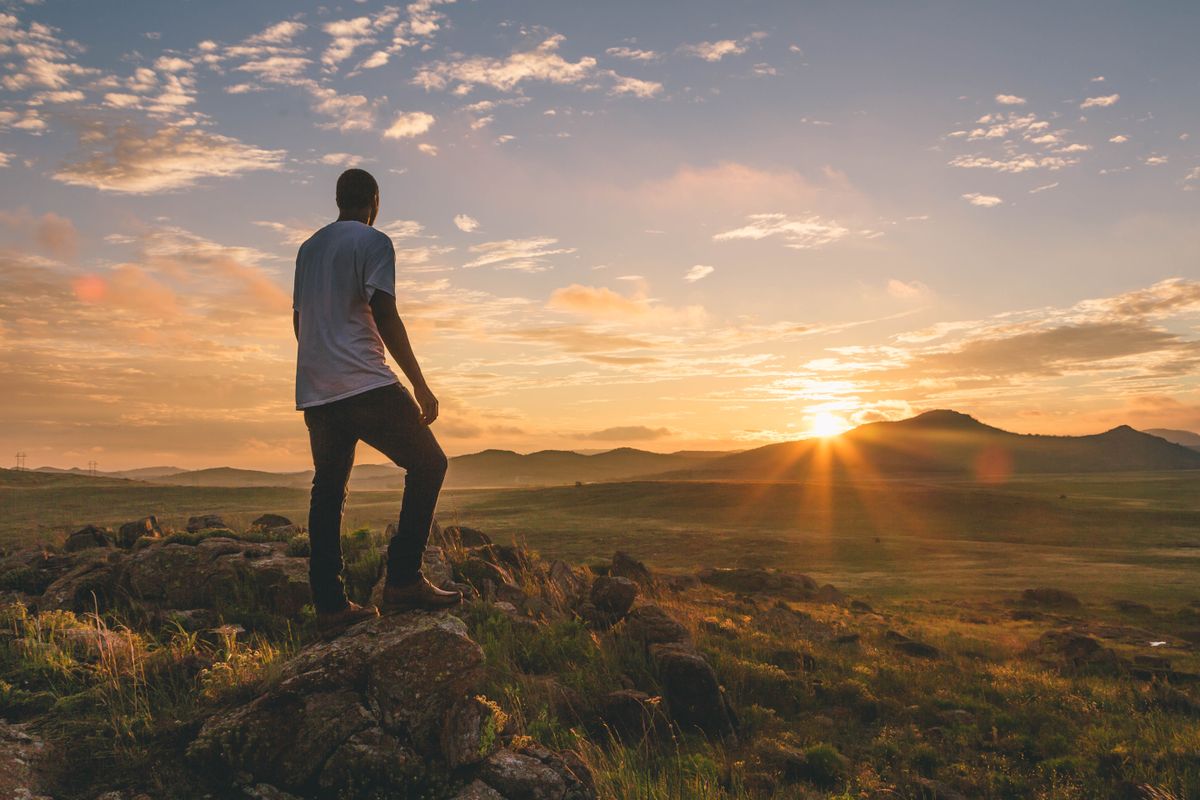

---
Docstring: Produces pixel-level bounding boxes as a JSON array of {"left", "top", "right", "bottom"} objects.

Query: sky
[{"left": 1, "top": 0, "right": 1199, "bottom": 471}]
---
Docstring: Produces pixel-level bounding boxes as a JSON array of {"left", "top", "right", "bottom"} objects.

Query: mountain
[
  {"left": 1144, "top": 428, "right": 1200, "bottom": 450},
  {"left": 34, "top": 465, "right": 188, "bottom": 480},
  {"left": 651, "top": 410, "right": 1200, "bottom": 481}
]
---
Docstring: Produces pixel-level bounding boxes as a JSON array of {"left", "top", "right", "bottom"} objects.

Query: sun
[{"left": 809, "top": 411, "right": 851, "bottom": 438}]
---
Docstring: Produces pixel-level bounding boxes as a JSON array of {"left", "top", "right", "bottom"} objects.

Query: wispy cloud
[
  {"left": 962, "top": 192, "right": 1002, "bottom": 207},
  {"left": 1080, "top": 93, "right": 1120, "bottom": 109},
  {"left": 413, "top": 35, "right": 596, "bottom": 93},
  {"left": 995, "top": 93, "right": 1026, "bottom": 105},
  {"left": 463, "top": 236, "right": 575, "bottom": 271},
  {"left": 714, "top": 213, "right": 851, "bottom": 249},
  {"left": 454, "top": 214, "right": 479, "bottom": 232},
  {"left": 684, "top": 264, "right": 714, "bottom": 282},
  {"left": 678, "top": 32, "right": 766, "bottom": 62},
  {"left": 383, "top": 110, "right": 435, "bottom": 139}
]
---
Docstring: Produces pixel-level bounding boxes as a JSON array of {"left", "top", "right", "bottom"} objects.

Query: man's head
[{"left": 336, "top": 168, "right": 379, "bottom": 225}]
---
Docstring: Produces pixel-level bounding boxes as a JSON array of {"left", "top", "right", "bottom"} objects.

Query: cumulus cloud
[
  {"left": 463, "top": 237, "right": 575, "bottom": 272},
  {"left": 679, "top": 33, "right": 766, "bottom": 62},
  {"left": 454, "top": 214, "right": 479, "bottom": 232},
  {"left": 605, "top": 46, "right": 660, "bottom": 62},
  {"left": 52, "top": 123, "right": 286, "bottom": 193},
  {"left": 413, "top": 35, "right": 596, "bottom": 93},
  {"left": 1108, "top": 134, "right": 1128, "bottom": 143},
  {"left": 1143, "top": 154, "right": 1168, "bottom": 166},
  {"left": 713, "top": 213, "right": 851, "bottom": 249},
  {"left": 579, "top": 425, "right": 672, "bottom": 441},
  {"left": 321, "top": 8, "right": 399, "bottom": 70},
  {"left": 1080, "top": 93, "right": 1119, "bottom": 109},
  {"left": 607, "top": 71, "right": 663, "bottom": 98},
  {"left": 962, "top": 192, "right": 1003, "bottom": 207},
  {"left": 684, "top": 264, "right": 714, "bottom": 282},
  {"left": 247, "top": 19, "right": 307, "bottom": 45},
  {"left": 383, "top": 110, "right": 435, "bottom": 139},
  {"left": 995, "top": 94, "right": 1026, "bottom": 105},
  {"left": 945, "top": 112, "right": 1088, "bottom": 173}
]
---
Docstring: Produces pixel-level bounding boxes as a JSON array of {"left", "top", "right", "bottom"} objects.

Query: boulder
[
  {"left": 650, "top": 642, "right": 736, "bottom": 739},
  {"left": 1021, "top": 587, "right": 1081, "bottom": 609},
  {"left": 440, "top": 695, "right": 504, "bottom": 768},
  {"left": 546, "top": 561, "right": 588, "bottom": 604},
  {"left": 251, "top": 514, "right": 293, "bottom": 530},
  {"left": 478, "top": 744, "right": 593, "bottom": 800},
  {"left": 884, "top": 630, "right": 940, "bottom": 659},
  {"left": 186, "top": 514, "right": 228, "bottom": 533},
  {"left": 38, "top": 550, "right": 124, "bottom": 612},
  {"left": 457, "top": 557, "right": 514, "bottom": 593},
  {"left": 610, "top": 551, "right": 653, "bottom": 587},
  {"left": 696, "top": 567, "right": 817, "bottom": 599},
  {"left": 596, "top": 690, "right": 669, "bottom": 741},
  {"left": 116, "top": 516, "right": 163, "bottom": 548},
  {"left": 453, "top": 781, "right": 506, "bottom": 800},
  {"left": 64, "top": 524, "right": 113, "bottom": 552},
  {"left": 0, "top": 547, "right": 77, "bottom": 594},
  {"left": 443, "top": 525, "right": 493, "bottom": 548},
  {"left": 590, "top": 576, "right": 636, "bottom": 617},
  {"left": 1026, "top": 630, "right": 1124, "bottom": 674},
  {"left": 190, "top": 612, "right": 489, "bottom": 795},
  {"left": 622, "top": 604, "right": 690, "bottom": 647},
  {"left": 815, "top": 584, "right": 845, "bottom": 604}
]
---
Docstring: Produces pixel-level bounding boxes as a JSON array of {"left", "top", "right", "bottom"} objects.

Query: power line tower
[
  {"left": 87, "top": 460, "right": 98, "bottom": 477},
  {"left": 14, "top": 452, "right": 26, "bottom": 470}
]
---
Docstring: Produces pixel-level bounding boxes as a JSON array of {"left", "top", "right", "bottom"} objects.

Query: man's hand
[{"left": 414, "top": 383, "right": 439, "bottom": 426}]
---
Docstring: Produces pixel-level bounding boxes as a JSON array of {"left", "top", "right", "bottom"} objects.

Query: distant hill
[
  {"left": 651, "top": 410, "right": 1200, "bottom": 481},
  {"left": 1145, "top": 428, "right": 1200, "bottom": 450},
  {"left": 35, "top": 465, "right": 188, "bottom": 480}
]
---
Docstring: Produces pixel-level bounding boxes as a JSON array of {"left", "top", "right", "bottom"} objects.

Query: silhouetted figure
[{"left": 293, "top": 168, "right": 460, "bottom": 635}]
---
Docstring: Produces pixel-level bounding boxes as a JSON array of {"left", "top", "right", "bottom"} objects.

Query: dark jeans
[{"left": 303, "top": 382, "right": 448, "bottom": 613}]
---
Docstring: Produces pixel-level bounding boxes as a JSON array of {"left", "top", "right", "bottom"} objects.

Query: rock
[
  {"left": 441, "top": 695, "right": 504, "bottom": 768},
  {"left": 849, "top": 599, "right": 874, "bottom": 613},
  {"left": 650, "top": 642, "right": 736, "bottom": 738},
  {"left": 117, "top": 515, "right": 163, "bottom": 548},
  {"left": 611, "top": 551, "right": 653, "bottom": 587},
  {"left": 815, "top": 584, "right": 845, "bottom": 604},
  {"left": 696, "top": 567, "right": 817, "bottom": 599},
  {"left": 0, "top": 547, "right": 72, "bottom": 594},
  {"left": 158, "top": 608, "right": 219, "bottom": 632},
  {"left": 884, "top": 630, "right": 940, "bottom": 659},
  {"left": 186, "top": 514, "right": 228, "bottom": 533},
  {"left": 124, "top": 537, "right": 308, "bottom": 615},
  {"left": 444, "top": 525, "right": 493, "bottom": 548},
  {"left": 190, "top": 612, "right": 488, "bottom": 794},
  {"left": 64, "top": 524, "right": 114, "bottom": 552},
  {"left": 243, "top": 784, "right": 304, "bottom": 800},
  {"left": 547, "top": 561, "right": 588, "bottom": 604},
  {"left": 316, "top": 726, "right": 419, "bottom": 793},
  {"left": 453, "top": 781, "right": 507, "bottom": 800},
  {"left": 766, "top": 648, "right": 815, "bottom": 671},
  {"left": 832, "top": 632, "right": 860, "bottom": 645},
  {"left": 0, "top": 720, "right": 51, "bottom": 800},
  {"left": 495, "top": 582, "right": 529, "bottom": 609},
  {"left": 1113, "top": 599, "right": 1152, "bottom": 614},
  {"left": 596, "top": 690, "right": 669, "bottom": 741},
  {"left": 458, "top": 557, "right": 514, "bottom": 592},
  {"left": 590, "top": 576, "right": 636, "bottom": 617},
  {"left": 1021, "top": 587, "right": 1081, "bottom": 609},
  {"left": 38, "top": 550, "right": 124, "bottom": 612},
  {"left": 623, "top": 604, "right": 689, "bottom": 647},
  {"left": 423, "top": 545, "right": 454, "bottom": 587},
  {"left": 251, "top": 514, "right": 292, "bottom": 530},
  {"left": 1026, "top": 630, "right": 1124, "bottom": 674},
  {"left": 479, "top": 749, "right": 565, "bottom": 800}
]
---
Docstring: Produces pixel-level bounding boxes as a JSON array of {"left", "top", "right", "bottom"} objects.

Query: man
[{"left": 293, "top": 168, "right": 461, "bottom": 635}]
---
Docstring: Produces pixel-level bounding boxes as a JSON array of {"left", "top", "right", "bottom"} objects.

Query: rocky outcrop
[
  {"left": 610, "top": 551, "right": 653, "bottom": 588},
  {"left": 650, "top": 642, "right": 737, "bottom": 739},
  {"left": 63, "top": 524, "right": 113, "bottom": 552},
  {"left": 38, "top": 550, "right": 124, "bottom": 612},
  {"left": 189, "top": 612, "right": 591, "bottom": 799},
  {"left": 622, "top": 604, "right": 690, "bottom": 648},
  {"left": 186, "top": 514, "right": 228, "bottom": 533},
  {"left": 116, "top": 515, "right": 163, "bottom": 548},
  {"left": 596, "top": 690, "right": 670, "bottom": 742},
  {"left": 582, "top": 576, "right": 637, "bottom": 628},
  {"left": 697, "top": 567, "right": 818, "bottom": 599}
]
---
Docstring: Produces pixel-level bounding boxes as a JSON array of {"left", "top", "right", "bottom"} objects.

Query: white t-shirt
[{"left": 293, "top": 220, "right": 399, "bottom": 409}]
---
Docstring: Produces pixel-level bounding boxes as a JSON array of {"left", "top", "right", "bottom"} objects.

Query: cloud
[
  {"left": 319, "top": 152, "right": 365, "bottom": 167},
  {"left": 1080, "top": 93, "right": 1120, "bottom": 109},
  {"left": 995, "top": 94, "right": 1026, "bottom": 105},
  {"left": 579, "top": 425, "right": 672, "bottom": 441},
  {"left": 945, "top": 112, "right": 1088, "bottom": 173},
  {"left": 52, "top": 122, "right": 286, "bottom": 193},
  {"left": 606, "top": 71, "right": 663, "bottom": 98},
  {"left": 308, "top": 86, "right": 382, "bottom": 133},
  {"left": 605, "top": 46, "right": 660, "bottom": 62},
  {"left": 547, "top": 283, "right": 707, "bottom": 326},
  {"left": 418, "top": 142, "right": 438, "bottom": 156},
  {"left": 962, "top": 192, "right": 1002, "bottom": 207},
  {"left": 454, "top": 214, "right": 479, "bottom": 232},
  {"left": 413, "top": 35, "right": 596, "bottom": 93},
  {"left": 678, "top": 33, "right": 765, "bottom": 62},
  {"left": 0, "top": 209, "right": 79, "bottom": 259},
  {"left": 463, "top": 237, "right": 575, "bottom": 272},
  {"left": 321, "top": 9, "right": 398, "bottom": 71},
  {"left": 886, "top": 279, "right": 930, "bottom": 300},
  {"left": 383, "top": 110, "right": 435, "bottom": 139},
  {"left": 1143, "top": 154, "right": 1168, "bottom": 166},
  {"left": 1029, "top": 181, "right": 1059, "bottom": 193},
  {"left": 713, "top": 213, "right": 852, "bottom": 249},
  {"left": 1108, "top": 134, "right": 1128, "bottom": 143},
  {"left": 247, "top": 19, "right": 306, "bottom": 45},
  {"left": 0, "top": 152, "right": 10, "bottom": 168},
  {"left": 684, "top": 264, "right": 714, "bottom": 282}
]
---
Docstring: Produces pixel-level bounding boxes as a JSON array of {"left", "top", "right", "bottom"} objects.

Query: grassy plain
[{"left": 3, "top": 469, "right": 1199, "bottom": 605}]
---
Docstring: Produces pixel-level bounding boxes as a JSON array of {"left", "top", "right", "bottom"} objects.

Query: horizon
[
  {"left": 19, "top": 407, "right": 1199, "bottom": 474},
  {"left": 1, "top": 1, "right": 1199, "bottom": 471}
]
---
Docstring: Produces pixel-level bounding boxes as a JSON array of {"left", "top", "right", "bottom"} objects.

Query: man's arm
[{"left": 369, "top": 290, "right": 438, "bottom": 425}]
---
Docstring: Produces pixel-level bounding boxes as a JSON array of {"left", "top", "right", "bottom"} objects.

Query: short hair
[{"left": 336, "top": 168, "right": 378, "bottom": 211}]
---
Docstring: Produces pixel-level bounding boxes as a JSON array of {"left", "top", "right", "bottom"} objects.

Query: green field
[{"left": 4, "top": 469, "right": 1198, "bottom": 605}]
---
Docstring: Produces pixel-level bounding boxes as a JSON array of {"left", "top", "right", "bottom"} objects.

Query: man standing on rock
[{"left": 293, "top": 168, "right": 462, "bottom": 634}]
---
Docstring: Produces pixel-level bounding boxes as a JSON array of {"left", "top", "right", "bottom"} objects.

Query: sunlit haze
[{"left": 1, "top": 1, "right": 1198, "bottom": 471}]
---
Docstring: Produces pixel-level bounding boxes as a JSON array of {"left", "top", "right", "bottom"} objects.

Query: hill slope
[
  {"left": 654, "top": 409, "right": 1200, "bottom": 481},
  {"left": 1145, "top": 428, "right": 1200, "bottom": 449}
]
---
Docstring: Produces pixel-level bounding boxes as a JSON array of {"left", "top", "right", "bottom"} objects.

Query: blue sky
[{"left": 1, "top": 0, "right": 1198, "bottom": 469}]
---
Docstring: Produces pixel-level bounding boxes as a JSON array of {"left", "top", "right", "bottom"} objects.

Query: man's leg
[
  {"left": 348, "top": 384, "right": 448, "bottom": 586},
  {"left": 304, "top": 403, "right": 358, "bottom": 613}
]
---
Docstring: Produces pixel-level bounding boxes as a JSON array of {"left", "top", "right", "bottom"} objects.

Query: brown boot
[
  {"left": 316, "top": 600, "right": 379, "bottom": 638},
  {"left": 380, "top": 575, "right": 463, "bottom": 614}
]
